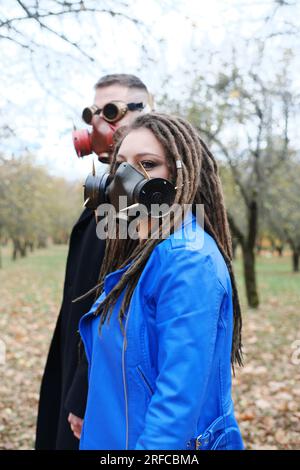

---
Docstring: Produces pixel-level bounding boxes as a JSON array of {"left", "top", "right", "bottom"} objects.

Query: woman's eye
[{"left": 140, "top": 161, "right": 157, "bottom": 170}]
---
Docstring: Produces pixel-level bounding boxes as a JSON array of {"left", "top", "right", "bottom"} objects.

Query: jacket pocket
[
  {"left": 136, "top": 365, "right": 154, "bottom": 397},
  {"left": 210, "top": 427, "right": 244, "bottom": 450},
  {"left": 186, "top": 406, "right": 244, "bottom": 450}
]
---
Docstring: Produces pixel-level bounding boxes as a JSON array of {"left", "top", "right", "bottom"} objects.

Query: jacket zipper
[
  {"left": 122, "top": 309, "right": 130, "bottom": 450},
  {"left": 137, "top": 365, "right": 154, "bottom": 395}
]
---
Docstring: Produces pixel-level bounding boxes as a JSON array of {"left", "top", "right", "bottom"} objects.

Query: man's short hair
[{"left": 94, "top": 74, "right": 148, "bottom": 92}]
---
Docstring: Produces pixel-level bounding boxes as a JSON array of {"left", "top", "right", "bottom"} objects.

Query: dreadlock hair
[{"left": 91, "top": 112, "right": 243, "bottom": 372}]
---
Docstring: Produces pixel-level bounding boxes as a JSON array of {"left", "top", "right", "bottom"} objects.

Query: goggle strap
[{"left": 126, "top": 102, "right": 145, "bottom": 111}]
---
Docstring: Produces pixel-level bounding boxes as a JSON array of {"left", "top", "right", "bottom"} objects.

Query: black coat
[{"left": 35, "top": 208, "right": 105, "bottom": 450}]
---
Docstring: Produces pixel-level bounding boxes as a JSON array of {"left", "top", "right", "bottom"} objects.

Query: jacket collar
[{"left": 103, "top": 261, "right": 133, "bottom": 295}]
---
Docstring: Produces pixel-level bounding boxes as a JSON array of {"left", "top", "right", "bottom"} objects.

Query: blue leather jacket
[{"left": 79, "top": 212, "right": 244, "bottom": 450}]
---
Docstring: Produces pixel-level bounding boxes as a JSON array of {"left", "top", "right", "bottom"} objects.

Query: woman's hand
[{"left": 68, "top": 412, "right": 83, "bottom": 440}]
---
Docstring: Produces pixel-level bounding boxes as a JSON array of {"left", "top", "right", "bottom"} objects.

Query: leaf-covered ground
[
  {"left": 0, "top": 245, "right": 299, "bottom": 449},
  {"left": 232, "top": 254, "right": 300, "bottom": 450}
]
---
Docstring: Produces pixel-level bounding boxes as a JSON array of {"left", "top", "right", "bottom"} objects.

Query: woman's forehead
[{"left": 118, "top": 127, "right": 164, "bottom": 156}]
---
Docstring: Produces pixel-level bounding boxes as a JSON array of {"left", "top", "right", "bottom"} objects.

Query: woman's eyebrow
[{"left": 117, "top": 152, "right": 164, "bottom": 160}]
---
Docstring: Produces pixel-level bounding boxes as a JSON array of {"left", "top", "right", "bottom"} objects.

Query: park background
[{"left": 0, "top": 0, "right": 299, "bottom": 450}]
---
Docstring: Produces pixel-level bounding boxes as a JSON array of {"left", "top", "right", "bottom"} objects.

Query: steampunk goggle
[{"left": 82, "top": 101, "right": 146, "bottom": 125}]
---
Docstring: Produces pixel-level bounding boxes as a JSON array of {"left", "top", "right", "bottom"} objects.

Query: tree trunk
[
  {"left": 12, "top": 239, "right": 27, "bottom": 259},
  {"left": 292, "top": 250, "right": 299, "bottom": 272},
  {"left": 228, "top": 200, "right": 259, "bottom": 308},
  {"left": 242, "top": 245, "right": 259, "bottom": 308},
  {"left": 243, "top": 201, "right": 259, "bottom": 308},
  {"left": 20, "top": 243, "right": 27, "bottom": 257},
  {"left": 37, "top": 237, "right": 47, "bottom": 249},
  {"left": 25, "top": 241, "right": 34, "bottom": 252},
  {"left": 276, "top": 245, "right": 284, "bottom": 257},
  {"left": 12, "top": 239, "right": 19, "bottom": 260}
]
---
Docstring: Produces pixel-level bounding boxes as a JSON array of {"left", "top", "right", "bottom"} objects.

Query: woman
[{"left": 78, "top": 113, "right": 244, "bottom": 450}]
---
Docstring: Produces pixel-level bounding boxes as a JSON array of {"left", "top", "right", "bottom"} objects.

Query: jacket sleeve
[
  {"left": 65, "top": 290, "right": 107, "bottom": 417},
  {"left": 64, "top": 341, "right": 89, "bottom": 419},
  {"left": 134, "top": 247, "right": 227, "bottom": 450}
]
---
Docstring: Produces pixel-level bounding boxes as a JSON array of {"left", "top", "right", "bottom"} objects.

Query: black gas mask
[{"left": 83, "top": 162, "right": 176, "bottom": 217}]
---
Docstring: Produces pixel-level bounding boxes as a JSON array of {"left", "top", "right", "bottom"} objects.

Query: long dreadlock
[{"left": 86, "top": 113, "right": 243, "bottom": 372}]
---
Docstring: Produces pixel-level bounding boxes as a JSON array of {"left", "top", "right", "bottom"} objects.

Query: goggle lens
[{"left": 102, "top": 102, "right": 119, "bottom": 121}]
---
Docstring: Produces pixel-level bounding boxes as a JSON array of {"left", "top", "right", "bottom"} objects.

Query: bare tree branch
[
  {"left": 1, "top": 0, "right": 145, "bottom": 61},
  {"left": 197, "top": 125, "right": 251, "bottom": 208}
]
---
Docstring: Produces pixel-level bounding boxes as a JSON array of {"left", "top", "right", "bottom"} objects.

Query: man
[{"left": 35, "top": 74, "right": 152, "bottom": 450}]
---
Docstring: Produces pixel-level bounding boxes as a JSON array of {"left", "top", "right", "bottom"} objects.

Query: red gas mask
[{"left": 72, "top": 101, "right": 145, "bottom": 164}]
